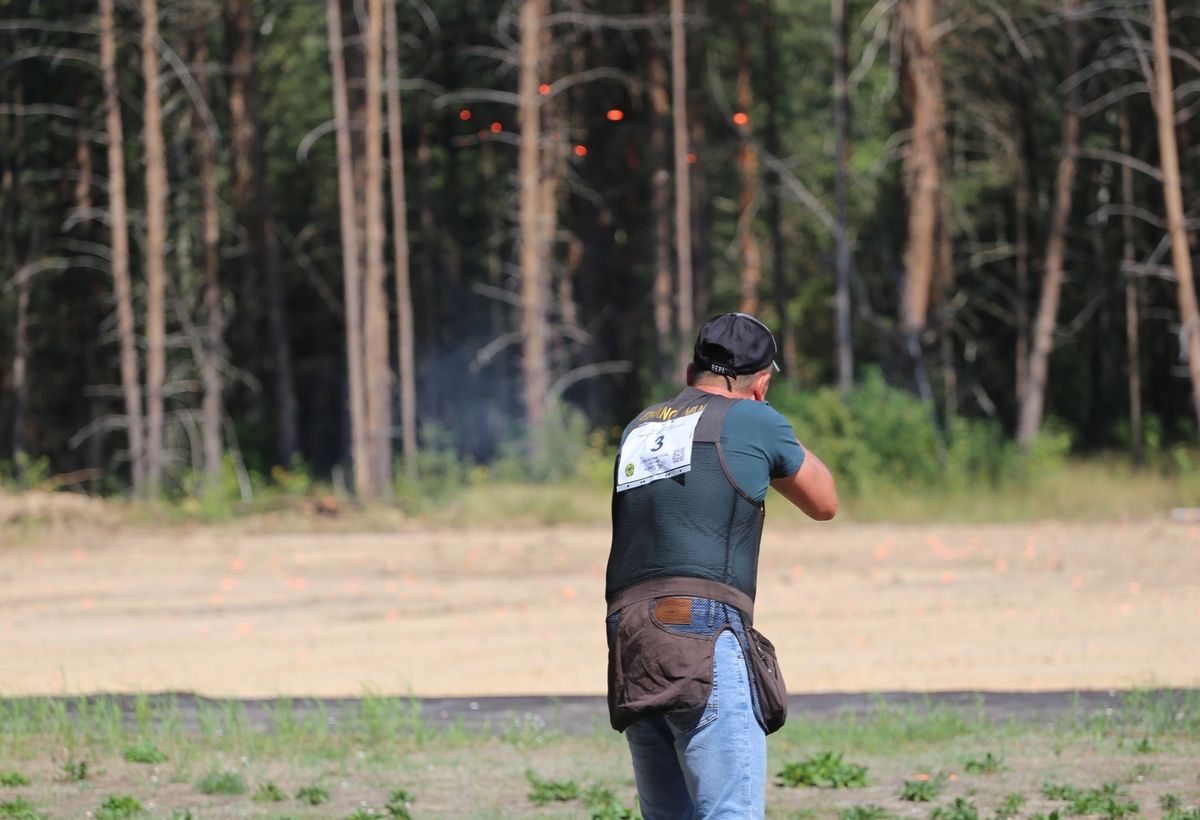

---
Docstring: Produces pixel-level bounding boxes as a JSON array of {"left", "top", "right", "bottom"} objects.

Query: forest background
[{"left": 2, "top": 0, "right": 1200, "bottom": 519}]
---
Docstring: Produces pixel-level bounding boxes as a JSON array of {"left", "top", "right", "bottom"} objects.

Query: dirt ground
[{"left": 1, "top": 516, "right": 1199, "bottom": 698}]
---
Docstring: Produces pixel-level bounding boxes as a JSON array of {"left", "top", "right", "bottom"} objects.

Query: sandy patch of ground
[{"left": 1, "top": 518, "right": 1198, "bottom": 697}]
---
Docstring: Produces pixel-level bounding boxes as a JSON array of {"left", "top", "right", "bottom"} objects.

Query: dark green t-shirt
[{"left": 620, "top": 397, "right": 804, "bottom": 503}]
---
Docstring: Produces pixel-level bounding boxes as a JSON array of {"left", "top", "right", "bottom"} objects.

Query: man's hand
[{"left": 771, "top": 446, "right": 838, "bottom": 521}]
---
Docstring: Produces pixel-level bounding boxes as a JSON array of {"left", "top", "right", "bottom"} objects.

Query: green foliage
[
  {"left": 61, "top": 758, "right": 89, "bottom": 781},
  {"left": 962, "top": 752, "right": 1005, "bottom": 774},
  {"left": 254, "top": 782, "right": 287, "bottom": 803},
  {"left": 295, "top": 784, "right": 330, "bottom": 805},
  {"left": 0, "top": 798, "right": 44, "bottom": 820},
  {"left": 930, "top": 797, "right": 980, "bottom": 820},
  {"left": 95, "top": 794, "right": 146, "bottom": 819},
  {"left": 1163, "top": 794, "right": 1184, "bottom": 811},
  {"left": 525, "top": 769, "right": 580, "bottom": 804},
  {"left": 384, "top": 788, "right": 415, "bottom": 819},
  {"left": 1042, "top": 781, "right": 1137, "bottom": 818},
  {"left": 195, "top": 768, "right": 246, "bottom": 796},
  {"left": 1165, "top": 809, "right": 1200, "bottom": 820},
  {"left": 838, "top": 805, "right": 893, "bottom": 820},
  {"left": 582, "top": 785, "right": 640, "bottom": 819},
  {"left": 899, "top": 774, "right": 946, "bottom": 802},
  {"left": 392, "top": 424, "right": 476, "bottom": 511},
  {"left": 492, "top": 404, "right": 603, "bottom": 483},
  {"left": 0, "top": 454, "right": 52, "bottom": 492},
  {"left": 0, "top": 772, "right": 29, "bottom": 787},
  {"left": 122, "top": 740, "right": 167, "bottom": 764},
  {"left": 769, "top": 370, "right": 1070, "bottom": 498},
  {"left": 776, "top": 751, "right": 868, "bottom": 789},
  {"left": 994, "top": 792, "right": 1026, "bottom": 819}
]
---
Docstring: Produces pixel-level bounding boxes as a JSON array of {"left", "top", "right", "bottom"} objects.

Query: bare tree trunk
[
  {"left": 75, "top": 106, "right": 104, "bottom": 473},
  {"left": 831, "top": 0, "right": 854, "bottom": 392},
  {"left": 362, "top": 0, "right": 392, "bottom": 495},
  {"left": 385, "top": 0, "right": 417, "bottom": 479},
  {"left": 1014, "top": 122, "right": 1031, "bottom": 406},
  {"left": 645, "top": 0, "right": 673, "bottom": 384},
  {"left": 1017, "top": 0, "right": 1080, "bottom": 447},
  {"left": 671, "top": 0, "right": 694, "bottom": 374},
  {"left": 734, "top": 0, "right": 762, "bottom": 317},
  {"left": 689, "top": 94, "right": 710, "bottom": 325},
  {"left": 227, "top": 0, "right": 298, "bottom": 466},
  {"left": 898, "top": 0, "right": 942, "bottom": 339},
  {"left": 415, "top": 101, "right": 437, "bottom": 348},
  {"left": 141, "top": 0, "right": 168, "bottom": 495},
  {"left": 1118, "top": 105, "right": 1142, "bottom": 462},
  {"left": 100, "top": 0, "right": 144, "bottom": 494},
  {"left": 191, "top": 30, "right": 223, "bottom": 487},
  {"left": 327, "top": 0, "right": 371, "bottom": 496},
  {"left": 1150, "top": 0, "right": 1200, "bottom": 431},
  {"left": 518, "top": 0, "right": 549, "bottom": 448},
  {"left": 12, "top": 272, "right": 28, "bottom": 469}
]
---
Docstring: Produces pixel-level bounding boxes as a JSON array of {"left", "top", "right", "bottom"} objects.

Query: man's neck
[{"left": 692, "top": 383, "right": 757, "bottom": 401}]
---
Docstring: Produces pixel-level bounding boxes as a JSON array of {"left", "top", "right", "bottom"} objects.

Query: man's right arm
[{"left": 771, "top": 445, "right": 838, "bottom": 521}]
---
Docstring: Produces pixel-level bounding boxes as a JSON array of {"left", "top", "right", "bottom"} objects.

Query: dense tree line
[{"left": 1, "top": 0, "right": 1198, "bottom": 498}]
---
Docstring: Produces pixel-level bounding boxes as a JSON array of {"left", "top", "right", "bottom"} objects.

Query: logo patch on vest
[{"left": 615, "top": 409, "right": 704, "bottom": 492}]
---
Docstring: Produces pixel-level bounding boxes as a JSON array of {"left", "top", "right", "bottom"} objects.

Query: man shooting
[{"left": 605, "top": 312, "right": 838, "bottom": 818}]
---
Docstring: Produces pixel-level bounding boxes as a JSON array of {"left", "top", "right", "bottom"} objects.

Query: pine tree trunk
[
  {"left": 1014, "top": 121, "right": 1030, "bottom": 406},
  {"left": 1119, "top": 105, "right": 1142, "bottom": 462},
  {"left": 831, "top": 0, "right": 853, "bottom": 391},
  {"left": 11, "top": 272, "right": 28, "bottom": 470},
  {"left": 327, "top": 0, "right": 371, "bottom": 496},
  {"left": 100, "top": 0, "right": 145, "bottom": 495},
  {"left": 671, "top": 0, "right": 694, "bottom": 374},
  {"left": 518, "top": 0, "right": 549, "bottom": 448},
  {"left": 1150, "top": 0, "right": 1200, "bottom": 432},
  {"left": 75, "top": 110, "right": 104, "bottom": 474},
  {"left": 363, "top": 0, "right": 392, "bottom": 495},
  {"left": 192, "top": 30, "right": 223, "bottom": 487},
  {"left": 899, "top": 0, "right": 942, "bottom": 339},
  {"left": 141, "top": 0, "right": 168, "bottom": 495},
  {"left": 1017, "top": 0, "right": 1080, "bottom": 447},
  {"left": 227, "top": 0, "right": 298, "bottom": 466},
  {"left": 385, "top": 0, "right": 417, "bottom": 479},
  {"left": 734, "top": 0, "right": 762, "bottom": 317},
  {"left": 645, "top": 0, "right": 673, "bottom": 384}
]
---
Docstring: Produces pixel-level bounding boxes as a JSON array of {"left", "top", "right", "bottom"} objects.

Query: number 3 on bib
[{"left": 616, "top": 411, "right": 704, "bottom": 492}]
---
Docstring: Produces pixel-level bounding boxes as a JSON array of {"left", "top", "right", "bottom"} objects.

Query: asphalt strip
[{"left": 6, "top": 690, "right": 1196, "bottom": 736}]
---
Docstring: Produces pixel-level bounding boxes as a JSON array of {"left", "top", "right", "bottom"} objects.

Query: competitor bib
[{"left": 615, "top": 410, "right": 705, "bottom": 492}]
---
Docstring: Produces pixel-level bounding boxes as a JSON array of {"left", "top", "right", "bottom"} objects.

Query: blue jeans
[{"left": 625, "top": 629, "right": 767, "bottom": 819}]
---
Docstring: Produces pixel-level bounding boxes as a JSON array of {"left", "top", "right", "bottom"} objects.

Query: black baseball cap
[{"left": 693, "top": 312, "right": 781, "bottom": 377}]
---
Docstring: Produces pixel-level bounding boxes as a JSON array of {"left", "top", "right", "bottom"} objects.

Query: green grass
[
  {"left": 95, "top": 794, "right": 145, "bottom": 819},
  {"left": 196, "top": 767, "right": 246, "bottom": 796},
  {"left": 294, "top": 784, "right": 330, "bottom": 805},
  {"left": 0, "top": 691, "right": 1198, "bottom": 817},
  {"left": 121, "top": 740, "right": 166, "bottom": 764},
  {"left": 0, "top": 797, "right": 45, "bottom": 820},
  {"left": 0, "top": 772, "right": 29, "bottom": 788}
]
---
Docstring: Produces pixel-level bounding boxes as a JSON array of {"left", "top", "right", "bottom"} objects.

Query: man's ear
[
  {"left": 686, "top": 363, "right": 696, "bottom": 386},
  {"left": 752, "top": 371, "right": 771, "bottom": 401}
]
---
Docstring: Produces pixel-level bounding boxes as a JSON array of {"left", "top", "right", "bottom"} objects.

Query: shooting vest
[{"left": 606, "top": 387, "right": 767, "bottom": 603}]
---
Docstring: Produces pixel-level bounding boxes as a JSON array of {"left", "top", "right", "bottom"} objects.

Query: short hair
[{"left": 693, "top": 368, "right": 768, "bottom": 391}]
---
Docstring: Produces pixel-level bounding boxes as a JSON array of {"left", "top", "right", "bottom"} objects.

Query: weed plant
[
  {"left": 122, "top": 740, "right": 166, "bottom": 764},
  {"left": 196, "top": 767, "right": 246, "bottom": 796},
  {"left": 0, "top": 797, "right": 44, "bottom": 820},
  {"left": 0, "top": 772, "right": 29, "bottom": 787},
  {"left": 898, "top": 773, "right": 946, "bottom": 801},
  {"left": 525, "top": 769, "right": 580, "bottom": 804},
  {"left": 963, "top": 752, "right": 1005, "bottom": 774},
  {"left": 777, "top": 751, "right": 868, "bottom": 788},
  {"left": 95, "top": 794, "right": 145, "bottom": 819},
  {"left": 930, "top": 796, "right": 980, "bottom": 820},
  {"left": 294, "top": 784, "right": 330, "bottom": 805},
  {"left": 838, "top": 805, "right": 893, "bottom": 820},
  {"left": 253, "top": 782, "right": 286, "bottom": 802},
  {"left": 994, "top": 792, "right": 1026, "bottom": 818}
]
